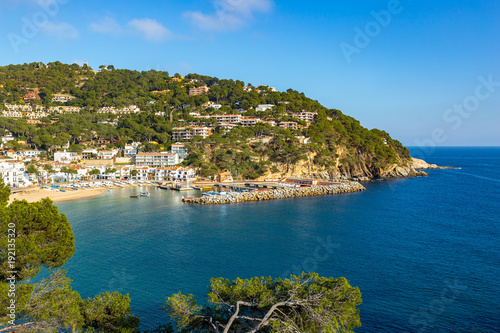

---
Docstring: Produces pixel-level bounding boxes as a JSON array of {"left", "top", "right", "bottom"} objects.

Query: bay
[{"left": 57, "top": 147, "right": 500, "bottom": 332}]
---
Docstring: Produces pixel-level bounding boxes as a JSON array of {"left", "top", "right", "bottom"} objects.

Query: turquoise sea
[{"left": 56, "top": 147, "right": 500, "bottom": 332}]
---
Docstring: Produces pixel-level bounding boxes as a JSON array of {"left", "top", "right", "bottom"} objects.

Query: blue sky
[{"left": 1, "top": 0, "right": 499, "bottom": 146}]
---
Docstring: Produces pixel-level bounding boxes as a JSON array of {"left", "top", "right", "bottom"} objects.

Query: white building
[
  {"left": 170, "top": 167, "right": 196, "bottom": 181},
  {"left": 5, "top": 104, "right": 32, "bottom": 112},
  {"left": 97, "top": 106, "right": 116, "bottom": 114},
  {"left": 82, "top": 149, "right": 98, "bottom": 159},
  {"left": 170, "top": 142, "right": 188, "bottom": 159},
  {"left": 256, "top": 104, "right": 275, "bottom": 112},
  {"left": 1, "top": 110, "right": 23, "bottom": 118},
  {"left": 135, "top": 152, "right": 179, "bottom": 167},
  {"left": 98, "top": 150, "right": 119, "bottom": 160},
  {"left": 54, "top": 150, "right": 80, "bottom": 164},
  {"left": 26, "top": 112, "right": 49, "bottom": 119},
  {"left": 116, "top": 105, "right": 140, "bottom": 115},
  {"left": 0, "top": 161, "right": 26, "bottom": 188},
  {"left": 48, "top": 106, "right": 81, "bottom": 114},
  {"left": 51, "top": 94, "right": 76, "bottom": 103},
  {"left": 131, "top": 166, "right": 152, "bottom": 181},
  {"left": 17, "top": 150, "right": 44, "bottom": 159},
  {"left": 1, "top": 133, "right": 15, "bottom": 147},
  {"left": 123, "top": 145, "right": 138, "bottom": 158}
]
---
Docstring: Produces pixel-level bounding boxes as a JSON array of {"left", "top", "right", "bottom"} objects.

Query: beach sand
[
  {"left": 8, "top": 183, "right": 156, "bottom": 204},
  {"left": 9, "top": 187, "right": 108, "bottom": 204}
]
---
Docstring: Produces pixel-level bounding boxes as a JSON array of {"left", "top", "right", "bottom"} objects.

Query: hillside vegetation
[{"left": 0, "top": 62, "right": 416, "bottom": 180}]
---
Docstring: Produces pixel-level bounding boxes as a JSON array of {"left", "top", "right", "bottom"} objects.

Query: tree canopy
[{"left": 165, "top": 273, "right": 362, "bottom": 333}]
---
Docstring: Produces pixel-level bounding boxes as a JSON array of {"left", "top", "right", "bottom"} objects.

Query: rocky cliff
[{"left": 257, "top": 152, "right": 443, "bottom": 181}]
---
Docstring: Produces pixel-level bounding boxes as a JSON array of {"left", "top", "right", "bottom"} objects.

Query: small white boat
[{"left": 140, "top": 192, "right": 150, "bottom": 197}]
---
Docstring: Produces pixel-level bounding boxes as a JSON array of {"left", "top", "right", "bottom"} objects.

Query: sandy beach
[
  {"left": 9, "top": 187, "right": 109, "bottom": 204},
  {"left": 8, "top": 183, "right": 157, "bottom": 204}
]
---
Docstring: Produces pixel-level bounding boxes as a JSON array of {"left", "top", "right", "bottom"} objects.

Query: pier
[{"left": 182, "top": 182, "right": 366, "bottom": 205}]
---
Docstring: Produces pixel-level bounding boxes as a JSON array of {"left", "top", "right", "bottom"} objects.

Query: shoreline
[{"left": 8, "top": 183, "right": 156, "bottom": 204}]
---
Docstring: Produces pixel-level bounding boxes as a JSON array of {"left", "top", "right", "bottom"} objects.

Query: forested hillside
[{"left": 0, "top": 62, "right": 418, "bottom": 180}]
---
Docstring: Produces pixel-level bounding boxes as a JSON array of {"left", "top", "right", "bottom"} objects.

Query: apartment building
[
  {"left": 48, "top": 106, "right": 82, "bottom": 114},
  {"left": 5, "top": 104, "right": 32, "bottom": 112},
  {"left": 279, "top": 121, "right": 299, "bottom": 130},
  {"left": 172, "top": 127, "right": 212, "bottom": 140},
  {"left": 170, "top": 142, "right": 188, "bottom": 159},
  {"left": 211, "top": 114, "right": 242, "bottom": 124},
  {"left": 135, "top": 152, "right": 179, "bottom": 167},
  {"left": 291, "top": 111, "right": 318, "bottom": 123},
  {"left": 189, "top": 86, "right": 210, "bottom": 96},
  {"left": 240, "top": 118, "right": 261, "bottom": 127}
]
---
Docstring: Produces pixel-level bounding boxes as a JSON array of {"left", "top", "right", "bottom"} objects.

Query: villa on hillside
[
  {"left": 256, "top": 104, "right": 275, "bottom": 112},
  {"left": 291, "top": 111, "right": 318, "bottom": 123},
  {"left": 23, "top": 93, "right": 41, "bottom": 102},
  {"left": 51, "top": 93, "right": 76, "bottom": 103},
  {"left": 189, "top": 86, "right": 210, "bottom": 96}
]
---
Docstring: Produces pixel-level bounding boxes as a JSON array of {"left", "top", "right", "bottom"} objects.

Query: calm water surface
[{"left": 57, "top": 147, "right": 500, "bottom": 332}]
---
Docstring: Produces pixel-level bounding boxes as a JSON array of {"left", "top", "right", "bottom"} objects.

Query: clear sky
[{"left": 1, "top": 0, "right": 499, "bottom": 146}]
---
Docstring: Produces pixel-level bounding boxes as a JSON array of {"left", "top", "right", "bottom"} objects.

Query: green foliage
[
  {"left": 43, "top": 164, "right": 55, "bottom": 174},
  {"left": 0, "top": 198, "right": 75, "bottom": 281},
  {"left": 165, "top": 273, "right": 362, "bottom": 333},
  {"left": 0, "top": 176, "right": 10, "bottom": 207},
  {"left": 26, "top": 164, "right": 39, "bottom": 174},
  {"left": 20, "top": 270, "right": 84, "bottom": 332},
  {"left": 69, "top": 143, "right": 84, "bottom": 153},
  {"left": 105, "top": 168, "right": 117, "bottom": 174},
  {"left": 81, "top": 291, "right": 140, "bottom": 332},
  {"left": 61, "top": 166, "right": 78, "bottom": 174}
]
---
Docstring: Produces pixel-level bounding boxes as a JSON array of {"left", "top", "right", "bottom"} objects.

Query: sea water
[{"left": 57, "top": 147, "right": 500, "bottom": 332}]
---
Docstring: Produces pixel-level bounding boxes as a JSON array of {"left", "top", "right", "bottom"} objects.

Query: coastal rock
[
  {"left": 410, "top": 158, "right": 451, "bottom": 170},
  {"left": 255, "top": 150, "right": 449, "bottom": 182}
]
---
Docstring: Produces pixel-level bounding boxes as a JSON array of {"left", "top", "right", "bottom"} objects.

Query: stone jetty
[{"left": 182, "top": 182, "right": 366, "bottom": 205}]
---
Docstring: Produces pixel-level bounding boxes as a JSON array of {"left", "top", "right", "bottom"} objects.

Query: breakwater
[{"left": 182, "top": 182, "right": 366, "bottom": 205}]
